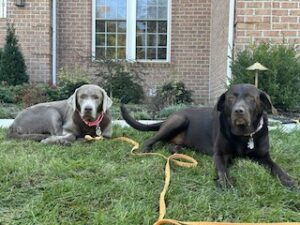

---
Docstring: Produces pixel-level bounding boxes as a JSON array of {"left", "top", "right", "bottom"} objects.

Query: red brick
[
  {"left": 281, "top": 2, "right": 298, "bottom": 9},
  {"left": 280, "top": 16, "right": 298, "bottom": 23},
  {"left": 272, "top": 10, "right": 289, "bottom": 16}
]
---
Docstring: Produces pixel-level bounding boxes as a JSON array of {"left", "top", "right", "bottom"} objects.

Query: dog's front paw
[
  {"left": 142, "top": 145, "right": 153, "bottom": 153},
  {"left": 280, "top": 177, "right": 298, "bottom": 189},
  {"left": 217, "top": 175, "right": 233, "bottom": 189},
  {"left": 41, "top": 137, "right": 72, "bottom": 145}
]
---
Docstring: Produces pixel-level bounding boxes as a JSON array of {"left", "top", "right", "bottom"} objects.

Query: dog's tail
[
  {"left": 7, "top": 126, "right": 50, "bottom": 141},
  {"left": 120, "top": 104, "right": 163, "bottom": 131}
]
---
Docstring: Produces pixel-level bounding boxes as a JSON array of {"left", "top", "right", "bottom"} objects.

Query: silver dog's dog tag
[{"left": 96, "top": 126, "right": 102, "bottom": 136}]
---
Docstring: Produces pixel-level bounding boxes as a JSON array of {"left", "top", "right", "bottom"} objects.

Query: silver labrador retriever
[{"left": 7, "top": 84, "right": 113, "bottom": 144}]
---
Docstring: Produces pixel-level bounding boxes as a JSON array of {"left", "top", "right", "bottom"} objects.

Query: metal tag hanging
[
  {"left": 96, "top": 126, "right": 102, "bottom": 136},
  {"left": 247, "top": 136, "right": 254, "bottom": 149}
]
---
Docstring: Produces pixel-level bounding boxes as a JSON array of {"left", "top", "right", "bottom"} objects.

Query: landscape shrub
[
  {"left": 104, "top": 68, "right": 144, "bottom": 104},
  {"left": 157, "top": 81, "right": 193, "bottom": 105},
  {"left": 0, "top": 24, "right": 28, "bottom": 85},
  {"left": 0, "top": 85, "right": 24, "bottom": 104},
  {"left": 230, "top": 43, "right": 300, "bottom": 110},
  {"left": 19, "top": 84, "right": 49, "bottom": 107},
  {"left": 150, "top": 80, "right": 193, "bottom": 113},
  {"left": 45, "top": 67, "right": 90, "bottom": 101},
  {"left": 92, "top": 59, "right": 145, "bottom": 104}
]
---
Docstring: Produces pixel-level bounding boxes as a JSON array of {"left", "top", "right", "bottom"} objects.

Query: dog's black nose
[
  {"left": 84, "top": 107, "right": 92, "bottom": 113},
  {"left": 234, "top": 107, "right": 245, "bottom": 114}
]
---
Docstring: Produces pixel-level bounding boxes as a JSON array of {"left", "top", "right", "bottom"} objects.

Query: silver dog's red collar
[
  {"left": 81, "top": 112, "right": 105, "bottom": 127},
  {"left": 247, "top": 117, "right": 264, "bottom": 149}
]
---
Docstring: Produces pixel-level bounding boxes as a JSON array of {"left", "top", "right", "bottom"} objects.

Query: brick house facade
[{"left": 0, "top": 0, "right": 299, "bottom": 105}]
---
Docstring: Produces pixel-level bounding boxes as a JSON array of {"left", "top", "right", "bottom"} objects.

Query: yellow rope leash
[{"left": 87, "top": 135, "right": 300, "bottom": 225}]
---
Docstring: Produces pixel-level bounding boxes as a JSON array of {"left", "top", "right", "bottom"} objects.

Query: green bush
[
  {"left": 0, "top": 85, "right": 24, "bottom": 103},
  {"left": 0, "top": 24, "right": 28, "bottom": 85},
  {"left": 45, "top": 67, "right": 90, "bottom": 101},
  {"left": 156, "top": 81, "right": 193, "bottom": 106},
  {"left": 230, "top": 43, "right": 300, "bottom": 110},
  {"left": 104, "top": 68, "right": 144, "bottom": 104}
]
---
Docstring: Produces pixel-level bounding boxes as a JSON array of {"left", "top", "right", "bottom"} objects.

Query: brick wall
[
  {"left": 235, "top": 0, "right": 300, "bottom": 52},
  {"left": 209, "top": 0, "right": 229, "bottom": 105},
  {"left": 0, "top": 1, "right": 52, "bottom": 83},
  {"left": 58, "top": 0, "right": 92, "bottom": 71},
  {"left": 58, "top": 0, "right": 212, "bottom": 105}
]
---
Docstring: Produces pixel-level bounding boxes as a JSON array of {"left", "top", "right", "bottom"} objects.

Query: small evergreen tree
[{"left": 0, "top": 24, "right": 28, "bottom": 85}]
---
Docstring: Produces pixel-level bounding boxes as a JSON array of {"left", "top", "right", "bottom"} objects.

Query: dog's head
[
  {"left": 217, "top": 84, "right": 275, "bottom": 136},
  {"left": 68, "top": 84, "right": 112, "bottom": 122}
]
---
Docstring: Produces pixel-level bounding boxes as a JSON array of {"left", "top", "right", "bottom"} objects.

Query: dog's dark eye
[
  {"left": 246, "top": 95, "right": 255, "bottom": 102},
  {"left": 92, "top": 95, "right": 99, "bottom": 100},
  {"left": 80, "top": 94, "right": 87, "bottom": 99},
  {"left": 227, "top": 95, "right": 236, "bottom": 103}
]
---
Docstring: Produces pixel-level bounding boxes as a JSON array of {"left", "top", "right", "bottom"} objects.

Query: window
[
  {"left": 93, "top": 0, "right": 170, "bottom": 61},
  {"left": 0, "top": 0, "right": 7, "bottom": 18}
]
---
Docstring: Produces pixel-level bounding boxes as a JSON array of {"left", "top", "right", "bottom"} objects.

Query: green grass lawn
[{"left": 0, "top": 126, "right": 299, "bottom": 224}]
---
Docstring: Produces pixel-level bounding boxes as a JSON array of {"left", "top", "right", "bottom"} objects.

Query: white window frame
[
  {"left": 92, "top": 0, "right": 171, "bottom": 62},
  {"left": 0, "top": 0, "right": 7, "bottom": 18}
]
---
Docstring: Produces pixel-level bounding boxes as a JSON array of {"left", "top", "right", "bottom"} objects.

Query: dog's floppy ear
[
  {"left": 67, "top": 87, "right": 79, "bottom": 111},
  {"left": 100, "top": 88, "right": 112, "bottom": 112},
  {"left": 260, "top": 91, "right": 277, "bottom": 115},
  {"left": 216, "top": 92, "right": 227, "bottom": 112}
]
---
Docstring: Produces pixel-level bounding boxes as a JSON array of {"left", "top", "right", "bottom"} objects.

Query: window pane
[
  {"left": 136, "top": 34, "right": 146, "bottom": 46},
  {"left": 107, "top": 34, "right": 116, "bottom": 46},
  {"left": 117, "top": 47, "right": 126, "bottom": 59},
  {"left": 136, "top": 48, "right": 146, "bottom": 59},
  {"left": 158, "top": 34, "right": 167, "bottom": 46},
  {"left": 96, "top": 6, "right": 106, "bottom": 19},
  {"left": 147, "top": 48, "right": 156, "bottom": 59},
  {"left": 158, "top": 21, "right": 167, "bottom": 33},
  {"left": 106, "top": 2, "right": 117, "bottom": 19},
  {"left": 137, "top": 0, "right": 147, "bottom": 19},
  {"left": 148, "top": 34, "right": 157, "bottom": 46},
  {"left": 147, "top": 6, "right": 157, "bottom": 19},
  {"left": 96, "top": 0, "right": 105, "bottom": 6},
  {"left": 148, "top": 0, "right": 157, "bottom": 6},
  {"left": 117, "top": 21, "right": 126, "bottom": 32},
  {"left": 107, "top": 21, "right": 116, "bottom": 33},
  {"left": 158, "top": 7, "right": 167, "bottom": 20},
  {"left": 96, "top": 34, "right": 105, "bottom": 46},
  {"left": 96, "top": 20, "right": 105, "bottom": 32},
  {"left": 137, "top": 22, "right": 146, "bottom": 33},
  {"left": 107, "top": 48, "right": 116, "bottom": 58},
  {"left": 158, "top": 48, "right": 166, "bottom": 59},
  {"left": 96, "top": 47, "right": 105, "bottom": 59},
  {"left": 147, "top": 21, "right": 157, "bottom": 33},
  {"left": 158, "top": 0, "right": 167, "bottom": 6},
  {"left": 116, "top": 0, "right": 126, "bottom": 19},
  {"left": 117, "top": 34, "right": 126, "bottom": 46}
]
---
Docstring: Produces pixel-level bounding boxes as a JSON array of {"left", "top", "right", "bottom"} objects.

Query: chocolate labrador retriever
[{"left": 121, "top": 84, "right": 296, "bottom": 188}]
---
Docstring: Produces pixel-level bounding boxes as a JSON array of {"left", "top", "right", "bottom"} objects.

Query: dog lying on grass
[
  {"left": 8, "top": 84, "right": 112, "bottom": 145},
  {"left": 121, "top": 84, "right": 297, "bottom": 188}
]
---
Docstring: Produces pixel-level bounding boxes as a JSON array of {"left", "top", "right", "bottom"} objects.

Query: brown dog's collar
[{"left": 247, "top": 117, "right": 264, "bottom": 149}]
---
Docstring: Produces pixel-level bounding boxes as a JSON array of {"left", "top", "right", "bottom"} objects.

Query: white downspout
[
  {"left": 227, "top": 0, "right": 235, "bottom": 83},
  {"left": 52, "top": 0, "right": 57, "bottom": 85}
]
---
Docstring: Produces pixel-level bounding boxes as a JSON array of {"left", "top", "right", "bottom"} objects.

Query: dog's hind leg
[{"left": 142, "top": 114, "right": 189, "bottom": 152}]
